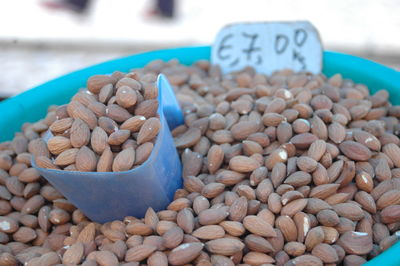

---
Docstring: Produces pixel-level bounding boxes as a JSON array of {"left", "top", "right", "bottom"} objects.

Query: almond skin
[
  {"left": 205, "top": 238, "right": 245, "bottom": 256},
  {"left": 207, "top": 145, "right": 224, "bottom": 174},
  {"left": 168, "top": 242, "right": 204, "bottom": 265},
  {"left": 75, "top": 146, "right": 97, "bottom": 172},
  {"left": 229, "top": 156, "right": 261, "bottom": 172},
  {"left": 337, "top": 231, "right": 373, "bottom": 255},
  {"left": 135, "top": 142, "right": 154, "bottom": 165},
  {"left": 49, "top": 117, "right": 73, "bottom": 134},
  {"left": 174, "top": 128, "right": 202, "bottom": 148},
  {"left": 137, "top": 117, "right": 161, "bottom": 145},
  {"left": 120, "top": 116, "right": 146, "bottom": 132},
  {"left": 87, "top": 75, "right": 115, "bottom": 94},
  {"left": 243, "top": 215, "right": 277, "bottom": 237},
  {"left": 91, "top": 127, "right": 108, "bottom": 154},
  {"left": 70, "top": 118, "right": 90, "bottom": 148},
  {"left": 311, "top": 243, "right": 339, "bottom": 263},
  {"left": 383, "top": 143, "right": 400, "bottom": 167},
  {"left": 339, "top": 141, "right": 372, "bottom": 161},
  {"left": 192, "top": 225, "right": 225, "bottom": 240},
  {"left": 112, "top": 147, "right": 135, "bottom": 172},
  {"left": 97, "top": 146, "right": 113, "bottom": 172},
  {"left": 125, "top": 244, "right": 157, "bottom": 262},
  {"left": 54, "top": 148, "right": 79, "bottom": 166}
]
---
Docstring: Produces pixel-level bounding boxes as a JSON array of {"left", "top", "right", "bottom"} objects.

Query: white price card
[{"left": 211, "top": 21, "right": 323, "bottom": 75}]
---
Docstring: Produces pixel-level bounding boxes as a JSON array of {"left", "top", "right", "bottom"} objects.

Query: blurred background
[{"left": 1, "top": 0, "right": 399, "bottom": 99}]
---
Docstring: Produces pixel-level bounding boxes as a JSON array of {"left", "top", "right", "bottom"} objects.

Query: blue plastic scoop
[{"left": 33, "top": 74, "right": 184, "bottom": 223}]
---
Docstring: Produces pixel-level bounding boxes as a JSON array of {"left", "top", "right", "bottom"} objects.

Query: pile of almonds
[
  {"left": 37, "top": 72, "right": 161, "bottom": 172},
  {"left": 1, "top": 58, "right": 400, "bottom": 266}
]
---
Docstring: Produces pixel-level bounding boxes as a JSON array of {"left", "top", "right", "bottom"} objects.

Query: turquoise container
[{"left": 0, "top": 46, "right": 399, "bottom": 264}]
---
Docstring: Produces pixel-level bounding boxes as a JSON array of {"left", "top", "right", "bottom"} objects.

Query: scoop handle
[{"left": 157, "top": 74, "right": 184, "bottom": 130}]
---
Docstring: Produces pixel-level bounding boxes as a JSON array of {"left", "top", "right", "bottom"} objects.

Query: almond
[
  {"left": 116, "top": 86, "right": 137, "bottom": 108},
  {"left": 244, "top": 234, "right": 275, "bottom": 253},
  {"left": 243, "top": 215, "right": 276, "bottom": 237},
  {"left": 293, "top": 212, "right": 311, "bottom": 243},
  {"left": 168, "top": 242, "right": 204, "bottom": 265},
  {"left": 63, "top": 242, "right": 84, "bottom": 265},
  {"left": 148, "top": 251, "right": 168, "bottom": 266},
  {"left": 106, "top": 104, "right": 132, "bottom": 123},
  {"left": 87, "top": 75, "right": 115, "bottom": 94},
  {"left": 265, "top": 149, "right": 288, "bottom": 170},
  {"left": 199, "top": 208, "right": 229, "bottom": 225},
  {"left": 229, "top": 196, "right": 248, "bottom": 222},
  {"left": 205, "top": 238, "right": 244, "bottom": 256},
  {"left": 29, "top": 138, "right": 50, "bottom": 158},
  {"left": 116, "top": 77, "right": 141, "bottom": 90},
  {"left": 383, "top": 143, "right": 400, "bottom": 167},
  {"left": 216, "top": 170, "right": 245, "bottom": 186},
  {"left": 354, "top": 191, "right": 377, "bottom": 213},
  {"left": 91, "top": 127, "right": 108, "bottom": 154},
  {"left": 243, "top": 251, "right": 275, "bottom": 265},
  {"left": 0, "top": 216, "right": 19, "bottom": 233},
  {"left": 207, "top": 145, "right": 224, "bottom": 174},
  {"left": 176, "top": 208, "right": 194, "bottom": 234},
  {"left": 380, "top": 205, "right": 400, "bottom": 224},
  {"left": 291, "top": 255, "right": 323, "bottom": 266},
  {"left": 354, "top": 130, "right": 381, "bottom": 151},
  {"left": 275, "top": 215, "right": 297, "bottom": 242},
  {"left": 71, "top": 102, "right": 97, "bottom": 130},
  {"left": 309, "top": 184, "right": 340, "bottom": 199},
  {"left": 333, "top": 203, "right": 364, "bottom": 221},
  {"left": 162, "top": 226, "right": 183, "bottom": 248},
  {"left": 97, "top": 146, "right": 113, "bottom": 172},
  {"left": 88, "top": 101, "right": 107, "bottom": 117},
  {"left": 174, "top": 127, "right": 202, "bottom": 148},
  {"left": 134, "top": 99, "right": 159, "bottom": 118},
  {"left": 95, "top": 250, "right": 119, "bottom": 266},
  {"left": 229, "top": 156, "right": 260, "bottom": 172},
  {"left": 192, "top": 225, "right": 225, "bottom": 240},
  {"left": 281, "top": 199, "right": 308, "bottom": 217},
  {"left": 70, "top": 118, "right": 90, "bottom": 148},
  {"left": 339, "top": 141, "right": 372, "bottom": 161},
  {"left": 54, "top": 148, "right": 79, "bottom": 166},
  {"left": 35, "top": 156, "right": 59, "bottom": 169},
  {"left": 112, "top": 147, "right": 135, "bottom": 172},
  {"left": 125, "top": 244, "right": 156, "bottom": 262},
  {"left": 284, "top": 171, "right": 312, "bottom": 187},
  {"left": 297, "top": 156, "right": 318, "bottom": 173},
  {"left": 134, "top": 142, "right": 153, "bottom": 165},
  {"left": 137, "top": 117, "right": 161, "bottom": 145},
  {"left": 337, "top": 231, "right": 372, "bottom": 255},
  {"left": 328, "top": 122, "right": 346, "bottom": 144},
  {"left": 311, "top": 243, "right": 338, "bottom": 263},
  {"left": 98, "top": 116, "right": 118, "bottom": 135},
  {"left": 77, "top": 223, "right": 96, "bottom": 243},
  {"left": 290, "top": 133, "right": 318, "bottom": 149},
  {"left": 108, "top": 129, "right": 131, "bottom": 145},
  {"left": 120, "top": 115, "right": 146, "bottom": 132},
  {"left": 231, "top": 121, "right": 259, "bottom": 140},
  {"left": 305, "top": 226, "right": 325, "bottom": 251},
  {"left": 284, "top": 241, "right": 306, "bottom": 256},
  {"left": 377, "top": 190, "right": 400, "bottom": 210},
  {"left": 49, "top": 118, "right": 73, "bottom": 134},
  {"left": 76, "top": 146, "right": 97, "bottom": 172}
]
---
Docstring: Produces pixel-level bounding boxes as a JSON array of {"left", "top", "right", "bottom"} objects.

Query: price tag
[{"left": 211, "top": 21, "right": 323, "bottom": 75}]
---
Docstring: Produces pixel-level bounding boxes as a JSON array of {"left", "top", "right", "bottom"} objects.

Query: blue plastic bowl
[
  {"left": 31, "top": 75, "right": 183, "bottom": 223},
  {"left": 0, "top": 46, "right": 399, "bottom": 264}
]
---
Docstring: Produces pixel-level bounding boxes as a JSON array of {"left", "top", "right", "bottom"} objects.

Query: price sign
[{"left": 211, "top": 21, "right": 323, "bottom": 75}]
